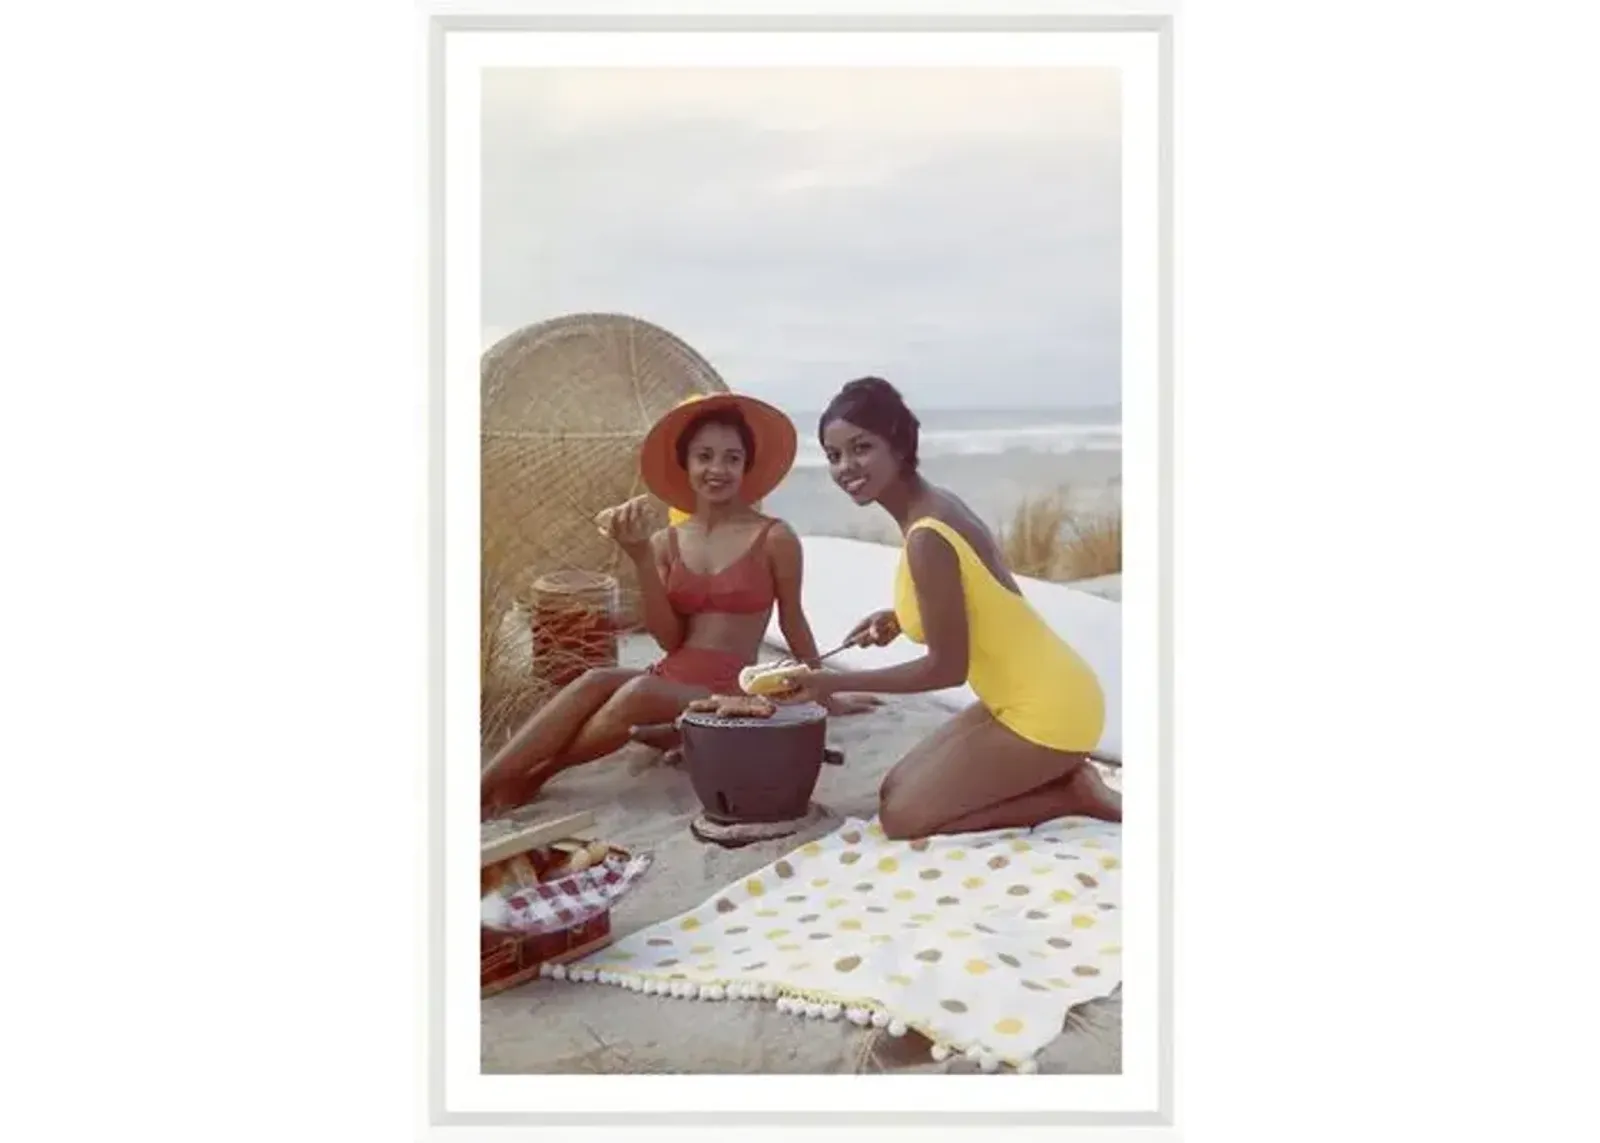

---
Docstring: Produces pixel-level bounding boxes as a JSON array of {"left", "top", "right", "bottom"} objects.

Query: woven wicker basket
[{"left": 480, "top": 312, "right": 728, "bottom": 750}]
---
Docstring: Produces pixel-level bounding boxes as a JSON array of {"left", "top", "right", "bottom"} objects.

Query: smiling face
[
  {"left": 822, "top": 417, "right": 902, "bottom": 505},
  {"left": 683, "top": 421, "right": 748, "bottom": 507}
]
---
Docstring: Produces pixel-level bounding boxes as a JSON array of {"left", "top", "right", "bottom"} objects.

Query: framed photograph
[{"left": 429, "top": 4, "right": 1173, "bottom": 1134}]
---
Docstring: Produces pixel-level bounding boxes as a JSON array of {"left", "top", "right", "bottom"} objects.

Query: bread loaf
[
  {"left": 594, "top": 494, "right": 651, "bottom": 539},
  {"left": 738, "top": 661, "right": 807, "bottom": 697}
]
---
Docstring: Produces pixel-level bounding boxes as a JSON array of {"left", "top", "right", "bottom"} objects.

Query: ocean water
[{"left": 763, "top": 405, "right": 1122, "bottom": 541}]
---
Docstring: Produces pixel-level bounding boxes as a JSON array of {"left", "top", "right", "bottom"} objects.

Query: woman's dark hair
[
  {"left": 676, "top": 407, "right": 756, "bottom": 470},
  {"left": 818, "top": 376, "right": 920, "bottom": 471}
]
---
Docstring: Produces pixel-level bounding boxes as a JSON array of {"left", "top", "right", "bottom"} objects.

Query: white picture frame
[{"left": 424, "top": 3, "right": 1175, "bottom": 1136}]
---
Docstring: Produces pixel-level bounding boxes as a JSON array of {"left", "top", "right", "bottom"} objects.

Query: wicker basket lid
[
  {"left": 528, "top": 569, "right": 618, "bottom": 595},
  {"left": 482, "top": 312, "right": 727, "bottom": 434},
  {"left": 480, "top": 312, "right": 730, "bottom": 657}
]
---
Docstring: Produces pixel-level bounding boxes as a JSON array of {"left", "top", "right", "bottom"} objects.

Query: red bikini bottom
[{"left": 646, "top": 647, "right": 748, "bottom": 694}]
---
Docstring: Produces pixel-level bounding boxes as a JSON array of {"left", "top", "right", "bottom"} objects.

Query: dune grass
[
  {"left": 480, "top": 557, "right": 545, "bottom": 760},
  {"left": 997, "top": 487, "right": 1122, "bottom": 584}
]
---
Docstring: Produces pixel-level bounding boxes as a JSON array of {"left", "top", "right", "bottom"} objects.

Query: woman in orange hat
[{"left": 481, "top": 393, "right": 877, "bottom": 816}]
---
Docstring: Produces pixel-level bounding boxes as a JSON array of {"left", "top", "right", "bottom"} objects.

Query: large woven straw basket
[{"left": 480, "top": 312, "right": 728, "bottom": 751}]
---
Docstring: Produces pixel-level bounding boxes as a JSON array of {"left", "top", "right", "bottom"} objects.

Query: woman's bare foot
[
  {"left": 481, "top": 766, "right": 550, "bottom": 820},
  {"left": 628, "top": 722, "right": 681, "bottom": 752},
  {"left": 1055, "top": 762, "right": 1122, "bottom": 823},
  {"left": 824, "top": 692, "right": 884, "bottom": 717}
]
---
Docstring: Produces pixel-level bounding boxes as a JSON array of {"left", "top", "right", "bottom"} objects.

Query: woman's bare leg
[
  {"left": 517, "top": 675, "right": 709, "bottom": 795},
  {"left": 878, "top": 702, "right": 990, "bottom": 808},
  {"left": 877, "top": 708, "right": 1119, "bottom": 841},
  {"left": 931, "top": 763, "right": 1120, "bottom": 835},
  {"left": 481, "top": 667, "right": 638, "bottom": 813}
]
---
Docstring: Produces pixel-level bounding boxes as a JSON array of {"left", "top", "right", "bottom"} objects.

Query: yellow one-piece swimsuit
[{"left": 894, "top": 517, "right": 1105, "bottom": 753}]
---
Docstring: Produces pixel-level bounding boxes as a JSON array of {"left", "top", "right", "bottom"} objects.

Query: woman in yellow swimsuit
[{"left": 790, "top": 377, "right": 1120, "bottom": 840}]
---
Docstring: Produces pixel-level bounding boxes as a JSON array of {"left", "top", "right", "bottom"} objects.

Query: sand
[{"left": 481, "top": 622, "right": 1122, "bottom": 1075}]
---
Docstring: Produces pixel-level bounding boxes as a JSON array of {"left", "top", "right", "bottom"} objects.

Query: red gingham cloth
[{"left": 495, "top": 852, "right": 653, "bottom": 935}]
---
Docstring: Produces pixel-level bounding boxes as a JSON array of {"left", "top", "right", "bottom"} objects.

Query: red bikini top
[{"left": 664, "top": 520, "right": 778, "bottom": 616}]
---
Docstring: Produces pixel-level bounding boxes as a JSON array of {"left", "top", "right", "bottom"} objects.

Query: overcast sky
[{"left": 482, "top": 67, "right": 1120, "bottom": 412}]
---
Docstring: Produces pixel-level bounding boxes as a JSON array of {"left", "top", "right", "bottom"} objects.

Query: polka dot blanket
[{"left": 545, "top": 814, "right": 1122, "bottom": 1072}]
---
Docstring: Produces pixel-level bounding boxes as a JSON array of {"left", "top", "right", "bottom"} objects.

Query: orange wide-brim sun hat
[{"left": 640, "top": 392, "right": 798, "bottom": 515}]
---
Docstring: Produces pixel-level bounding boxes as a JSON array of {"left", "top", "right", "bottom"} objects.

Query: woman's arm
[
  {"left": 805, "top": 528, "right": 968, "bottom": 697},
  {"left": 625, "top": 529, "right": 684, "bottom": 653},
  {"left": 767, "top": 521, "right": 823, "bottom": 668}
]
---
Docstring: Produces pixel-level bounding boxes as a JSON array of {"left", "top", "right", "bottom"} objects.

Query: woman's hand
[
  {"left": 845, "top": 608, "right": 901, "bottom": 648},
  {"left": 781, "top": 667, "right": 841, "bottom": 706},
  {"left": 600, "top": 496, "right": 654, "bottom": 556}
]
